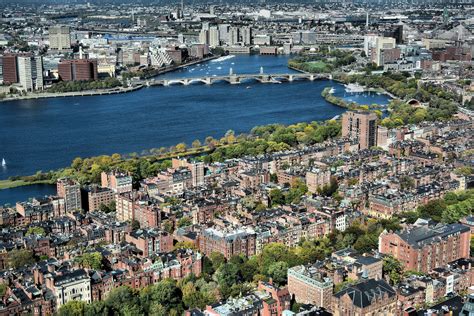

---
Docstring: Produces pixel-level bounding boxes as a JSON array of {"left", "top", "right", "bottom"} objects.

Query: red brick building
[
  {"left": 198, "top": 227, "right": 256, "bottom": 259},
  {"left": 379, "top": 223, "right": 471, "bottom": 273},
  {"left": 58, "top": 59, "right": 98, "bottom": 81}
]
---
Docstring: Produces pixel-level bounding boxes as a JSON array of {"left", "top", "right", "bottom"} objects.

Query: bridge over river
[{"left": 140, "top": 73, "right": 332, "bottom": 87}]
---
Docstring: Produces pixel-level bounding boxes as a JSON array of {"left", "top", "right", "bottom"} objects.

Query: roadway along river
[{"left": 0, "top": 55, "right": 390, "bottom": 205}]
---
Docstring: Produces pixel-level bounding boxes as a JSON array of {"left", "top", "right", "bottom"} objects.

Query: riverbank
[
  {"left": 0, "top": 56, "right": 220, "bottom": 103},
  {"left": 0, "top": 85, "right": 144, "bottom": 103},
  {"left": 0, "top": 179, "right": 54, "bottom": 190},
  {"left": 321, "top": 87, "right": 357, "bottom": 110}
]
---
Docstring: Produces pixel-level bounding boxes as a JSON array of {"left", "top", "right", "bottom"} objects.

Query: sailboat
[{"left": 1, "top": 158, "right": 5, "bottom": 167}]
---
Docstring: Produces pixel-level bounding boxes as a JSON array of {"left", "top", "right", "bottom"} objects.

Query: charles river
[{"left": 0, "top": 55, "right": 390, "bottom": 205}]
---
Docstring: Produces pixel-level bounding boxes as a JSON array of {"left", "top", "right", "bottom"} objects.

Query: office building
[
  {"left": 17, "top": 55, "right": 44, "bottom": 91},
  {"left": 342, "top": 111, "right": 378, "bottom": 150},
  {"left": 240, "top": 26, "right": 252, "bottom": 45},
  {"left": 58, "top": 59, "right": 98, "bottom": 81},
  {"left": 373, "top": 36, "right": 396, "bottom": 66},
  {"left": 57, "top": 178, "right": 81, "bottom": 212},
  {"left": 49, "top": 26, "right": 71, "bottom": 50},
  {"left": 228, "top": 27, "right": 239, "bottom": 46},
  {"left": 209, "top": 26, "right": 220, "bottom": 47},
  {"left": 2, "top": 54, "right": 19, "bottom": 84},
  {"left": 199, "top": 29, "right": 209, "bottom": 45},
  {"left": 379, "top": 223, "right": 471, "bottom": 273}
]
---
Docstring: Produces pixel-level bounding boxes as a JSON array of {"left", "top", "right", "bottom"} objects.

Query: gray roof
[
  {"left": 397, "top": 223, "right": 470, "bottom": 249},
  {"left": 334, "top": 279, "right": 396, "bottom": 309}
]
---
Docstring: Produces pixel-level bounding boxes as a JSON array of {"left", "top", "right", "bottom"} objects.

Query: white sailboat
[{"left": 1, "top": 158, "right": 5, "bottom": 167}]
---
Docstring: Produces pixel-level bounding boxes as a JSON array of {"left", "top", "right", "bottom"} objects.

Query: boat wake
[{"left": 211, "top": 55, "right": 235, "bottom": 63}]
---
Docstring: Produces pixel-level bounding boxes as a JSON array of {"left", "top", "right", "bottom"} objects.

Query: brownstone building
[{"left": 379, "top": 223, "right": 471, "bottom": 273}]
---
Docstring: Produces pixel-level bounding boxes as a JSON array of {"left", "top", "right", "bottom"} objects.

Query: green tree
[
  {"left": 178, "top": 217, "right": 192, "bottom": 228},
  {"left": 270, "top": 188, "right": 285, "bottom": 206},
  {"left": 176, "top": 143, "right": 187, "bottom": 153},
  {"left": 383, "top": 256, "right": 404, "bottom": 285},
  {"left": 76, "top": 252, "right": 103, "bottom": 270},
  {"left": 192, "top": 139, "right": 202, "bottom": 149},
  {"left": 26, "top": 226, "right": 45, "bottom": 236},
  {"left": 58, "top": 300, "right": 87, "bottom": 316},
  {"left": 7, "top": 249, "right": 35, "bottom": 269},
  {"left": 209, "top": 252, "right": 226, "bottom": 271},
  {"left": 267, "top": 261, "right": 289, "bottom": 286}
]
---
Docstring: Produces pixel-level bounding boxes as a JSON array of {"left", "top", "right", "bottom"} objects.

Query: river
[{"left": 0, "top": 54, "right": 390, "bottom": 205}]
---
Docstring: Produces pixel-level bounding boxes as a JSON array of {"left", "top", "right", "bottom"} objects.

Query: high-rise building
[
  {"left": 58, "top": 59, "right": 98, "bottom": 81},
  {"left": 209, "top": 26, "right": 220, "bottom": 47},
  {"left": 17, "top": 55, "right": 44, "bottom": 91},
  {"left": 57, "top": 178, "right": 81, "bottom": 212},
  {"left": 1, "top": 54, "right": 19, "bottom": 84},
  {"left": 373, "top": 36, "right": 396, "bottom": 66},
  {"left": 218, "top": 24, "right": 230, "bottom": 43},
  {"left": 240, "top": 26, "right": 252, "bottom": 45},
  {"left": 342, "top": 111, "right": 378, "bottom": 150},
  {"left": 199, "top": 29, "right": 209, "bottom": 45},
  {"left": 49, "top": 26, "right": 71, "bottom": 50},
  {"left": 228, "top": 27, "right": 239, "bottom": 46}
]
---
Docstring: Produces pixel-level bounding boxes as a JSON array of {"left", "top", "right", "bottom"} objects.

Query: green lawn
[{"left": 0, "top": 179, "right": 53, "bottom": 190}]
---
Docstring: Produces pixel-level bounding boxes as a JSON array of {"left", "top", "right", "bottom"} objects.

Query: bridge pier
[
  {"left": 229, "top": 76, "right": 240, "bottom": 84},
  {"left": 309, "top": 75, "right": 315, "bottom": 81},
  {"left": 288, "top": 75, "right": 294, "bottom": 82}
]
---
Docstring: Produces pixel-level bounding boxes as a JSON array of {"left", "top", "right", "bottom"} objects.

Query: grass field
[{"left": 0, "top": 179, "right": 53, "bottom": 190}]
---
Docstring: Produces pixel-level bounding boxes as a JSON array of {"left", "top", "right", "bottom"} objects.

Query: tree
[
  {"left": 0, "top": 284, "right": 7, "bottom": 298},
  {"left": 178, "top": 217, "right": 192, "bottom": 228},
  {"left": 192, "top": 139, "right": 201, "bottom": 149},
  {"left": 142, "top": 279, "right": 183, "bottom": 314},
  {"left": 174, "top": 241, "right": 196, "bottom": 250},
  {"left": 176, "top": 143, "right": 187, "bottom": 153},
  {"left": 209, "top": 252, "right": 226, "bottom": 271},
  {"left": 131, "top": 220, "right": 140, "bottom": 230},
  {"left": 383, "top": 256, "right": 404, "bottom": 285},
  {"left": 58, "top": 300, "right": 87, "bottom": 316},
  {"left": 8, "top": 249, "right": 35, "bottom": 269},
  {"left": 270, "top": 188, "right": 284, "bottom": 206},
  {"left": 76, "top": 252, "right": 103, "bottom": 270},
  {"left": 26, "top": 226, "right": 45, "bottom": 236},
  {"left": 105, "top": 286, "right": 141, "bottom": 314},
  {"left": 417, "top": 199, "right": 446, "bottom": 222},
  {"left": 215, "top": 262, "right": 241, "bottom": 298},
  {"left": 267, "top": 261, "right": 289, "bottom": 286}
]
